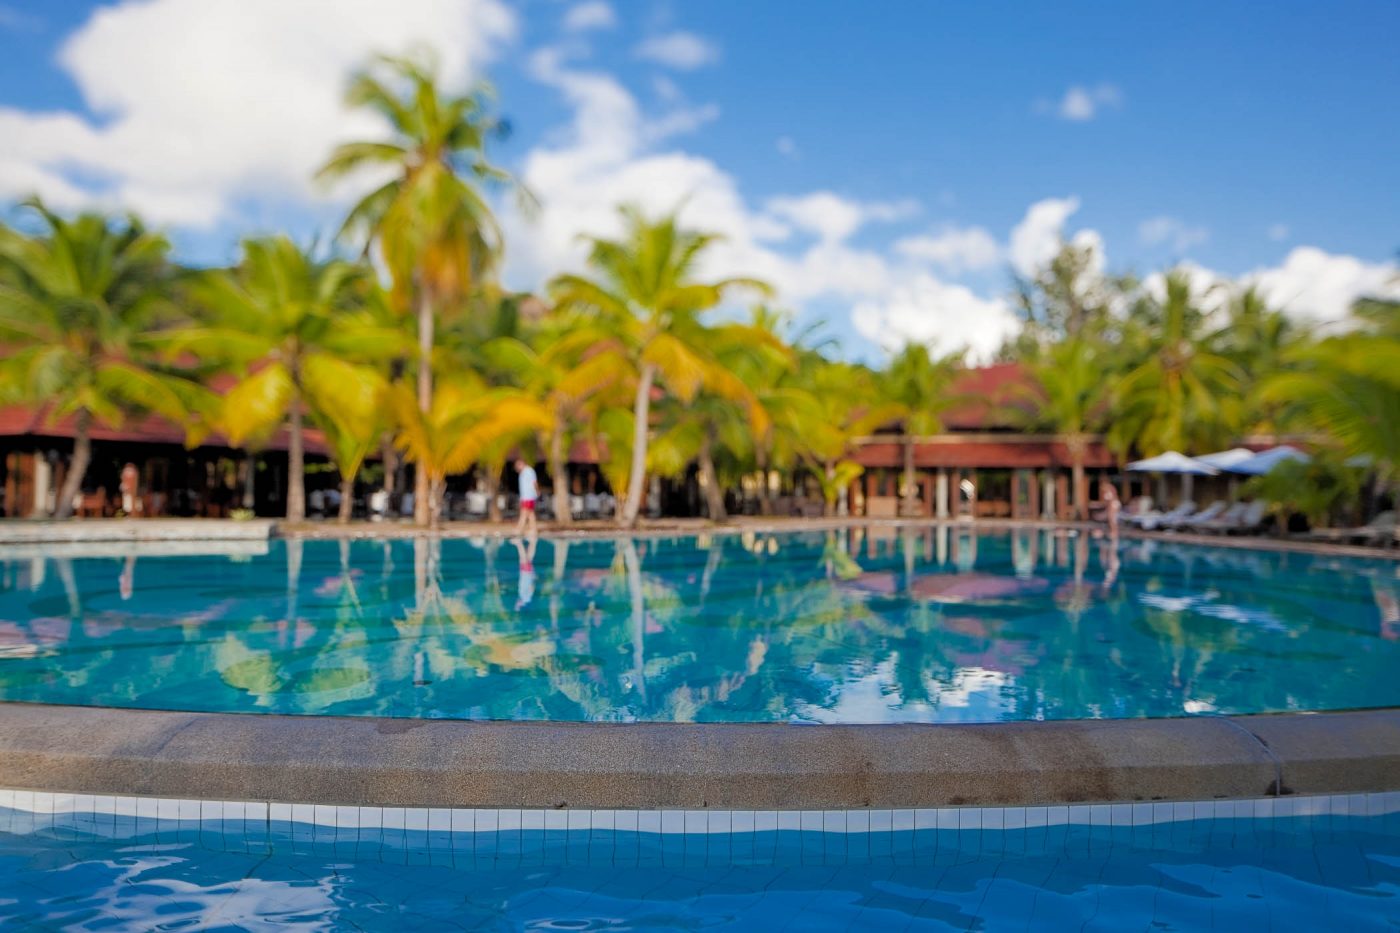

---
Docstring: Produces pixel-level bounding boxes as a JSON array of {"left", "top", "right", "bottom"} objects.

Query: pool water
[
  {"left": 2, "top": 792, "right": 1399, "bottom": 930},
  {"left": 1, "top": 528, "right": 1398, "bottom": 722}
]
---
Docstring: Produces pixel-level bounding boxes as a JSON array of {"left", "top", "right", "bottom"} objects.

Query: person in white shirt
[{"left": 514, "top": 458, "right": 539, "bottom": 537}]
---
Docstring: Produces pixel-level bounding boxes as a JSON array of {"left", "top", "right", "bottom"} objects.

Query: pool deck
[{"left": 1, "top": 703, "right": 1397, "bottom": 810}]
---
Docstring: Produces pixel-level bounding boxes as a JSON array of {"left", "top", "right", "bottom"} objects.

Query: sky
[{"left": 1, "top": 0, "right": 1397, "bottom": 360}]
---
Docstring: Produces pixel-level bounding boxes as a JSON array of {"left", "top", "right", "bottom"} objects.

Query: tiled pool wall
[{"left": 5, "top": 788, "right": 1398, "bottom": 870}]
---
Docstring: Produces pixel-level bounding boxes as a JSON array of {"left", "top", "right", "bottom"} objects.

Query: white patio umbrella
[
  {"left": 1126, "top": 452, "right": 1220, "bottom": 475},
  {"left": 1195, "top": 448, "right": 1256, "bottom": 470},
  {"left": 1127, "top": 451, "right": 1218, "bottom": 504},
  {"left": 1226, "top": 445, "right": 1310, "bottom": 476}
]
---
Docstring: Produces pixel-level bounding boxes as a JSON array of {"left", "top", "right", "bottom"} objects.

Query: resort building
[{"left": 0, "top": 362, "right": 1125, "bottom": 521}]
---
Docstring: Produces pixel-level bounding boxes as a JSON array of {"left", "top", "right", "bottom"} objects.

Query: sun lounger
[
  {"left": 1134, "top": 500, "right": 1195, "bottom": 531},
  {"left": 1194, "top": 501, "right": 1263, "bottom": 534},
  {"left": 1222, "top": 500, "right": 1270, "bottom": 535},
  {"left": 1164, "top": 501, "right": 1226, "bottom": 531},
  {"left": 1307, "top": 511, "right": 1396, "bottom": 545}
]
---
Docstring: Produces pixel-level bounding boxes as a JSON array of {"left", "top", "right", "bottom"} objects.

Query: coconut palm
[
  {"left": 1025, "top": 336, "right": 1108, "bottom": 520},
  {"left": 548, "top": 206, "right": 769, "bottom": 528},
  {"left": 885, "top": 343, "right": 963, "bottom": 516},
  {"left": 484, "top": 314, "right": 630, "bottom": 525},
  {"left": 179, "top": 237, "right": 404, "bottom": 521},
  {"left": 1109, "top": 270, "right": 1243, "bottom": 457},
  {"left": 389, "top": 376, "right": 551, "bottom": 528},
  {"left": 318, "top": 52, "right": 523, "bottom": 526},
  {"left": 0, "top": 199, "right": 210, "bottom": 518},
  {"left": 793, "top": 355, "right": 901, "bottom": 516}
]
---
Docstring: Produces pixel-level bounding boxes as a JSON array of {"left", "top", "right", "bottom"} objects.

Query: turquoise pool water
[
  {"left": 1, "top": 528, "right": 1398, "bottom": 722},
  {"left": 2, "top": 792, "right": 1399, "bottom": 930}
]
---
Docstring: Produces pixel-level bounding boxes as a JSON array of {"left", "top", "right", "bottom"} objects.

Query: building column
[
  {"left": 30, "top": 453, "right": 51, "bottom": 518},
  {"left": 935, "top": 469, "right": 950, "bottom": 519}
]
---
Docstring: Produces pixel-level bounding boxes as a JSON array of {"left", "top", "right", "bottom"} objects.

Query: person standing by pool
[
  {"left": 514, "top": 458, "right": 539, "bottom": 537},
  {"left": 1100, "top": 481, "right": 1121, "bottom": 541}
]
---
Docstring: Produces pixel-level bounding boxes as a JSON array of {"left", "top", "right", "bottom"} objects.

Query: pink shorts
[{"left": 521, "top": 500, "right": 536, "bottom": 512}]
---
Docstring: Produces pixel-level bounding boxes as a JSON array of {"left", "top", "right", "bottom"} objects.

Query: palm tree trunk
[
  {"left": 485, "top": 468, "right": 501, "bottom": 523},
  {"left": 621, "top": 362, "right": 655, "bottom": 529},
  {"left": 1069, "top": 435, "right": 1087, "bottom": 522},
  {"left": 550, "top": 425, "right": 572, "bottom": 527},
  {"left": 698, "top": 427, "right": 727, "bottom": 522},
  {"left": 429, "top": 475, "right": 446, "bottom": 530},
  {"left": 381, "top": 435, "right": 398, "bottom": 497},
  {"left": 54, "top": 408, "right": 92, "bottom": 520},
  {"left": 338, "top": 475, "right": 354, "bottom": 524},
  {"left": 287, "top": 397, "right": 306, "bottom": 522},
  {"left": 413, "top": 287, "right": 434, "bottom": 528},
  {"left": 756, "top": 446, "right": 773, "bottom": 516},
  {"left": 902, "top": 433, "right": 917, "bottom": 516}
]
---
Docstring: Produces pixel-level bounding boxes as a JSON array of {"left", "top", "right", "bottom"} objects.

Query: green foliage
[{"left": 1243, "top": 452, "right": 1363, "bottom": 528}]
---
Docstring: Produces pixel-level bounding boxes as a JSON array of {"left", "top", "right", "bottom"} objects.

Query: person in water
[{"left": 514, "top": 458, "right": 539, "bottom": 538}]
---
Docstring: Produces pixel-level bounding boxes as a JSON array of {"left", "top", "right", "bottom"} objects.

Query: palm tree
[
  {"left": 1109, "top": 270, "right": 1243, "bottom": 458},
  {"left": 318, "top": 52, "right": 522, "bottom": 527},
  {"left": 885, "top": 343, "right": 963, "bottom": 516},
  {"left": 0, "top": 199, "right": 210, "bottom": 518},
  {"left": 793, "top": 355, "right": 900, "bottom": 516},
  {"left": 484, "top": 313, "right": 630, "bottom": 526},
  {"left": 1026, "top": 336, "right": 1108, "bottom": 520},
  {"left": 179, "top": 237, "right": 403, "bottom": 521},
  {"left": 549, "top": 206, "right": 769, "bottom": 528},
  {"left": 1261, "top": 324, "right": 1400, "bottom": 525},
  {"left": 389, "top": 376, "right": 550, "bottom": 528}
]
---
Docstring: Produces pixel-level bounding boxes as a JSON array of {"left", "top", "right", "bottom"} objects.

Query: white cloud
[
  {"left": 1267, "top": 223, "right": 1290, "bottom": 242},
  {"left": 763, "top": 192, "right": 918, "bottom": 244},
  {"left": 895, "top": 226, "right": 1001, "bottom": 273},
  {"left": 1008, "top": 196, "right": 1087, "bottom": 277},
  {"left": 634, "top": 31, "right": 720, "bottom": 70},
  {"left": 852, "top": 275, "right": 1018, "bottom": 358},
  {"left": 563, "top": 1, "right": 615, "bottom": 32},
  {"left": 1139, "top": 215, "right": 1210, "bottom": 252},
  {"left": 1041, "top": 83, "right": 1123, "bottom": 122},
  {"left": 1248, "top": 247, "right": 1400, "bottom": 325},
  {"left": 0, "top": 0, "right": 516, "bottom": 226},
  {"left": 502, "top": 52, "right": 1014, "bottom": 360}
]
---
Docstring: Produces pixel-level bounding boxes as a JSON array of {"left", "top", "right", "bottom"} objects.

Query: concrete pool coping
[
  {"left": 3, "top": 516, "right": 1396, "bottom": 562},
  {"left": 1, "top": 703, "right": 1397, "bottom": 810}
]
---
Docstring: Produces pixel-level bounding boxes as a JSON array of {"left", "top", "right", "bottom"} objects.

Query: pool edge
[{"left": 1, "top": 704, "right": 1397, "bottom": 809}]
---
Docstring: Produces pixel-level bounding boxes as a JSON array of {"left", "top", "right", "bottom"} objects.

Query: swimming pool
[
  {"left": 3, "top": 789, "right": 1399, "bottom": 930},
  {"left": 1, "top": 528, "right": 1397, "bottom": 722}
]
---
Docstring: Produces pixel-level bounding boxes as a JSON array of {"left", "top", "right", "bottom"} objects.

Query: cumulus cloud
[
  {"left": 1139, "top": 215, "right": 1210, "bottom": 252},
  {"left": 563, "top": 1, "right": 615, "bottom": 32},
  {"left": 0, "top": 0, "right": 516, "bottom": 226},
  {"left": 502, "top": 51, "right": 1015, "bottom": 358},
  {"left": 895, "top": 226, "right": 1001, "bottom": 273},
  {"left": 1038, "top": 83, "right": 1123, "bottom": 122},
  {"left": 1248, "top": 247, "right": 1400, "bottom": 325},
  {"left": 1009, "top": 197, "right": 1085, "bottom": 277},
  {"left": 634, "top": 31, "right": 720, "bottom": 70},
  {"left": 763, "top": 192, "right": 918, "bottom": 243},
  {"left": 852, "top": 275, "right": 1019, "bottom": 358}
]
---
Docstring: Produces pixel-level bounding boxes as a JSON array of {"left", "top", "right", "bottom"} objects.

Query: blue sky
[{"left": 1, "top": 0, "right": 1397, "bottom": 358}]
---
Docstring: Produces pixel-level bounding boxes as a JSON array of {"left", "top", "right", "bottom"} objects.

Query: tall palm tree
[
  {"left": 484, "top": 313, "right": 630, "bottom": 526},
  {"left": 179, "top": 237, "right": 403, "bottom": 521},
  {"left": 549, "top": 206, "right": 769, "bottom": 528},
  {"left": 1109, "top": 271, "right": 1243, "bottom": 458},
  {"left": 0, "top": 199, "right": 210, "bottom": 518},
  {"left": 885, "top": 343, "right": 963, "bottom": 516},
  {"left": 649, "top": 323, "right": 778, "bottom": 522},
  {"left": 1026, "top": 336, "right": 1108, "bottom": 520},
  {"left": 389, "top": 376, "right": 550, "bottom": 528},
  {"left": 318, "top": 52, "right": 522, "bottom": 526},
  {"left": 794, "top": 355, "right": 900, "bottom": 516}
]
